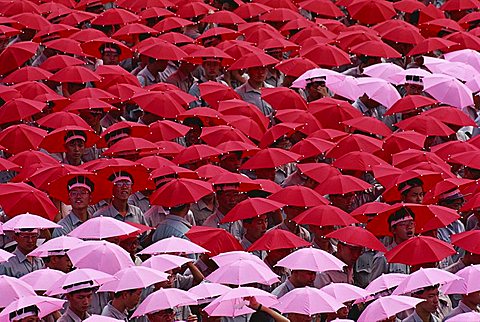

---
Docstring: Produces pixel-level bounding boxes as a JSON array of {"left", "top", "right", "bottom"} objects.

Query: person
[
  {"left": 93, "top": 171, "right": 147, "bottom": 225},
  {"left": 271, "top": 269, "right": 316, "bottom": 297},
  {"left": 446, "top": 250, "right": 480, "bottom": 273},
  {"left": 151, "top": 203, "right": 193, "bottom": 242},
  {"left": 60, "top": 130, "right": 87, "bottom": 166},
  {"left": 53, "top": 176, "right": 94, "bottom": 237},
  {"left": 235, "top": 65, "right": 274, "bottom": 117},
  {"left": 58, "top": 283, "right": 95, "bottom": 322},
  {"left": 188, "top": 58, "right": 226, "bottom": 108},
  {"left": 99, "top": 43, "right": 121, "bottom": 66},
  {"left": 102, "top": 288, "right": 143, "bottom": 320},
  {"left": 166, "top": 61, "right": 196, "bottom": 93},
  {"left": 304, "top": 76, "right": 330, "bottom": 102},
  {"left": 315, "top": 241, "right": 364, "bottom": 288},
  {"left": 42, "top": 249, "right": 73, "bottom": 273},
  {"left": 271, "top": 205, "right": 311, "bottom": 242},
  {"left": 0, "top": 228, "right": 44, "bottom": 278},
  {"left": 137, "top": 57, "right": 169, "bottom": 86},
  {"left": 444, "top": 290, "right": 480, "bottom": 320},
  {"left": 241, "top": 214, "right": 268, "bottom": 259},
  {"left": 369, "top": 208, "right": 416, "bottom": 283},
  {"left": 402, "top": 285, "right": 441, "bottom": 322},
  {"left": 398, "top": 178, "right": 424, "bottom": 204},
  {"left": 8, "top": 305, "right": 41, "bottom": 322}
]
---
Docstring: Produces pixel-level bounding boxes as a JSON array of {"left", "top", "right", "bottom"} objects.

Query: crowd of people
[{"left": 0, "top": 0, "right": 480, "bottom": 321}]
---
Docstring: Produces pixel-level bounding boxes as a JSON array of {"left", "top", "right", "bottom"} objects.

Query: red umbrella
[
  {"left": 40, "top": 126, "right": 99, "bottom": 153},
  {"left": 81, "top": 37, "right": 133, "bottom": 61},
  {"left": 201, "top": 10, "right": 246, "bottom": 25},
  {"left": 423, "top": 107, "right": 476, "bottom": 127},
  {"left": 69, "top": 29, "right": 107, "bottom": 43},
  {"left": 155, "top": 141, "right": 185, "bottom": 158},
  {"left": 234, "top": 3, "right": 271, "bottom": 20},
  {"left": 418, "top": 4, "right": 446, "bottom": 23},
  {"left": 10, "top": 13, "right": 49, "bottom": 30},
  {"left": 380, "top": 23, "right": 425, "bottom": 45},
  {"left": 0, "top": 182, "right": 58, "bottom": 219},
  {"left": 223, "top": 115, "right": 266, "bottom": 142},
  {"left": 0, "top": 124, "right": 47, "bottom": 155},
  {"left": 61, "top": 10, "right": 97, "bottom": 26},
  {"left": 423, "top": 177, "right": 474, "bottom": 204},
  {"left": 441, "top": 0, "right": 480, "bottom": 11},
  {"left": 221, "top": 198, "right": 284, "bottom": 223},
  {"left": 308, "top": 97, "right": 363, "bottom": 130},
  {"left": 135, "top": 38, "right": 186, "bottom": 61},
  {"left": 382, "top": 169, "right": 444, "bottom": 202},
  {"left": 0, "top": 98, "right": 45, "bottom": 125},
  {"left": 112, "top": 23, "right": 158, "bottom": 41},
  {"left": 8, "top": 150, "right": 59, "bottom": 168},
  {"left": 350, "top": 201, "right": 391, "bottom": 223},
  {"left": 177, "top": 107, "right": 226, "bottom": 126},
  {"left": 216, "top": 141, "right": 259, "bottom": 157},
  {"left": 137, "top": 155, "right": 176, "bottom": 171},
  {"left": 91, "top": 8, "right": 139, "bottom": 26},
  {"left": 350, "top": 40, "right": 402, "bottom": 58},
  {"left": 172, "top": 144, "right": 222, "bottom": 165},
  {"left": 176, "top": 2, "right": 216, "bottom": 19},
  {"left": 101, "top": 137, "right": 159, "bottom": 158},
  {"left": 258, "top": 37, "right": 300, "bottom": 53},
  {"left": 152, "top": 17, "right": 194, "bottom": 33},
  {"left": 43, "top": 38, "right": 85, "bottom": 57},
  {"left": 146, "top": 120, "right": 190, "bottom": 142},
  {"left": 69, "top": 88, "right": 117, "bottom": 102},
  {"left": 260, "top": 7, "right": 303, "bottom": 22},
  {"left": 184, "top": 47, "right": 234, "bottom": 67},
  {"left": 395, "top": 115, "right": 455, "bottom": 137},
  {"left": 150, "top": 178, "right": 213, "bottom": 207},
  {"left": 393, "top": 0, "right": 426, "bottom": 13},
  {"left": 248, "top": 229, "right": 311, "bottom": 252},
  {"left": 26, "top": 164, "right": 82, "bottom": 190},
  {"left": 106, "top": 83, "right": 145, "bottom": 101},
  {"left": 333, "top": 151, "right": 389, "bottom": 172},
  {"left": 157, "top": 32, "right": 193, "bottom": 46},
  {"left": 392, "top": 150, "right": 450, "bottom": 170},
  {"left": 201, "top": 125, "right": 253, "bottom": 146},
  {"left": 95, "top": 65, "right": 141, "bottom": 89},
  {"left": 419, "top": 18, "right": 463, "bottom": 36},
  {"left": 228, "top": 52, "right": 279, "bottom": 70},
  {"left": 299, "top": 0, "right": 344, "bottom": 18},
  {"left": 326, "top": 134, "right": 383, "bottom": 159},
  {"left": 335, "top": 30, "right": 381, "bottom": 52},
  {"left": 300, "top": 44, "right": 351, "bottom": 68},
  {"left": 407, "top": 37, "right": 458, "bottom": 56},
  {"left": 2, "top": 67, "right": 52, "bottom": 84},
  {"left": 381, "top": 131, "right": 426, "bottom": 160},
  {"left": 49, "top": 66, "right": 101, "bottom": 83},
  {"left": 451, "top": 231, "right": 480, "bottom": 254},
  {"left": 385, "top": 95, "right": 438, "bottom": 116},
  {"left": 37, "top": 112, "right": 91, "bottom": 130},
  {"left": 347, "top": 0, "right": 396, "bottom": 25},
  {"left": 259, "top": 123, "right": 305, "bottom": 149},
  {"left": 209, "top": 172, "right": 260, "bottom": 192},
  {"left": 199, "top": 82, "right": 241, "bottom": 110},
  {"left": 385, "top": 236, "right": 455, "bottom": 265},
  {"left": 326, "top": 226, "right": 387, "bottom": 252},
  {"left": 0, "top": 41, "right": 39, "bottom": 76},
  {"left": 367, "top": 203, "right": 459, "bottom": 236},
  {"left": 431, "top": 141, "right": 478, "bottom": 162},
  {"left": 275, "top": 110, "right": 321, "bottom": 135},
  {"left": 290, "top": 137, "right": 335, "bottom": 160},
  {"left": 218, "top": 99, "right": 269, "bottom": 130},
  {"left": 0, "top": 0, "right": 40, "bottom": 16},
  {"left": 275, "top": 57, "right": 318, "bottom": 77},
  {"left": 294, "top": 205, "right": 359, "bottom": 227},
  {"left": 315, "top": 174, "right": 372, "bottom": 195},
  {"left": 444, "top": 31, "right": 480, "bottom": 51},
  {"left": 185, "top": 226, "right": 243, "bottom": 257},
  {"left": 64, "top": 98, "right": 117, "bottom": 113},
  {"left": 131, "top": 91, "right": 185, "bottom": 119},
  {"left": 150, "top": 165, "right": 199, "bottom": 182},
  {"left": 39, "top": 55, "right": 85, "bottom": 72},
  {"left": 0, "top": 86, "right": 21, "bottom": 102},
  {"left": 449, "top": 150, "right": 480, "bottom": 170},
  {"left": 240, "top": 148, "right": 300, "bottom": 170},
  {"left": 343, "top": 116, "right": 392, "bottom": 137},
  {"left": 268, "top": 185, "right": 329, "bottom": 207}
]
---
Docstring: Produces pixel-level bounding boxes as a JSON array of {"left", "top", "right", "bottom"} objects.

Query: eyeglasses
[
  {"left": 16, "top": 233, "right": 40, "bottom": 240},
  {"left": 69, "top": 190, "right": 90, "bottom": 198},
  {"left": 406, "top": 75, "right": 422, "bottom": 82},
  {"left": 114, "top": 181, "right": 133, "bottom": 187}
]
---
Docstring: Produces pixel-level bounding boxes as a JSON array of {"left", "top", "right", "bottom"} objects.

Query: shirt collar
[{"left": 14, "top": 247, "right": 27, "bottom": 263}]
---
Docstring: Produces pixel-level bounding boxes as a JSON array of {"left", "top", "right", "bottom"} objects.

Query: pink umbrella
[
  {"left": 365, "top": 273, "right": 408, "bottom": 295},
  {"left": 423, "top": 74, "right": 474, "bottom": 108},
  {"left": 2, "top": 213, "right": 61, "bottom": 231},
  {"left": 20, "top": 269, "right": 66, "bottom": 292},
  {"left": 357, "top": 295, "right": 424, "bottom": 322},
  {"left": 204, "top": 287, "right": 278, "bottom": 317},
  {"left": 211, "top": 251, "right": 266, "bottom": 267},
  {"left": 356, "top": 77, "right": 402, "bottom": 108},
  {"left": 325, "top": 74, "right": 363, "bottom": 101},
  {"left": 67, "top": 241, "right": 134, "bottom": 275},
  {"left": 45, "top": 268, "right": 113, "bottom": 296},
  {"left": 392, "top": 268, "right": 461, "bottom": 295},
  {"left": 68, "top": 217, "right": 140, "bottom": 240},
  {"left": 320, "top": 283, "right": 370, "bottom": 303},
  {"left": 0, "top": 249, "right": 13, "bottom": 263},
  {"left": 206, "top": 259, "right": 279, "bottom": 286},
  {"left": 291, "top": 68, "right": 341, "bottom": 88},
  {"left": 0, "top": 275, "right": 36, "bottom": 308},
  {"left": 28, "top": 236, "right": 83, "bottom": 257},
  {"left": 139, "top": 236, "right": 208, "bottom": 255},
  {"left": 189, "top": 283, "right": 232, "bottom": 304},
  {"left": 447, "top": 312, "right": 480, "bottom": 322},
  {"left": 363, "top": 63, "right": 405, "bottom": 85},
  {"left": 0, "top": 296, "right": 65, "bottom": 322},
  {"left": 132, "top": 288, "right": 199, "bottom": 317},
  {"left": 426, "top": 61, "right": 477, "bottom": 82},
  {"left": 444, "top": 49, "right": 480, "bottom": 72},
  {"left": 84, "top": 316, "right": 124, "bottom": 322},
  {"left": 273, "top": 286, "right": 344, "bottom": 315},
  {"left": 99, "top": 266, "right": 168, "bottom": 292},
  {"left": 141, "top": 254, "right": 193, "bottom": 272},
  {"left": 441, "top": 265, "right": 480, "bottom": 295},
  {"left": 275, "top": 248, "right": 346, "bottom": 272}
]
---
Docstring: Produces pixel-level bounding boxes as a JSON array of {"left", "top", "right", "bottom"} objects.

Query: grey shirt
[
  {"left": 52, "top": 211, "right": 84, "bottom": 238},
  {"left": 151, "top": 214, "right": 192, "bottom": 242},
  {"left": 235, "top": 81, "right": 274, "bottom": 117},
  {"left": 402, "top": 311, "right": 441, "bottom": 322},
  {"left": 101, "top": 301, "right": 128, "bottom": 320},
  {"left": 203, "top": 209, "right": 244, "bottom": 240},
  {"left": 0, "top": 247, "right": 44, "bottom": 278},
  {"left": 93, "top": 204, "right": 146, "bottom": 225},
  {"left": 58, "top": 307, "right": 91, "bottom": 322},
  {"left": 272, "top": 279, "right": 296, "bottom": 298}
]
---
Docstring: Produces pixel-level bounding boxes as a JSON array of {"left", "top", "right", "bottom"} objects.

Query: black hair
[
  {"left": 99, "top": 43, "right": 121, "bottom": 55},
  {"left": 9, "top": 305, "right": 39, "bottom": 321},
  {"left": 67, "top": 176, "right": 95, "bottom": 193},
  {"left": 64, "top": 130, "right": 87, "bottom": 143},
  {"left": 104, "top": 128, "right": 131, "bottom": 143},
  {"left": 398, "top": 177, "right": 424, "bottom": 196},
  {"left": 108, "top": 171, "right": 134, "bottom": 183},
  {"left": 183, "top": 117, "right": 204, "bottom": 128},
  {"left": 388, "top": 207, "right": 416, "bottom": 227},
  {"left": 412, "top": 284, "right": 440, "bottom": 295}
]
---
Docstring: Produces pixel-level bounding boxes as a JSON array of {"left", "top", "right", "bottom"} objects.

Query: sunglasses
[{"left": 406, "top": 75, "right": 422, "bottom": 82}]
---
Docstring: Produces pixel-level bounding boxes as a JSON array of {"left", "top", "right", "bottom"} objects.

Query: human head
[
  {"left": 265, "top": 247, "right": 291, "bottom": 266},
  {"left": 388, "top": 207, "right": 416, "bottom": 244},
  {"left": 412, "top": 285, "right": 440, "bottom": 314},
  {"left": 202, "top": 59, "right": 222, "bottom": 81},
  {"left": 305, "top": 76, "right": 327, "bottom": 101},
  {"left": 398, "top": 178, "right": 424, "bottom": 204},
  {"left": 336, "top": 241, "right": 364, "bottom": 267},
  {"left": 215, "top": 185, "right": 245, "bottom": 213},
  {"left": 147, "top": 57, "right": 169, "bottom": 73},
  {"left": 329, "top": 192, "right": 355, "bottom": 212},
  {"left": 290, "top": 270, "right": 316, "bottom": 288},
  {"left": 100, "top": 43, "right": 121, "bottom": 65},
  {"left": 79, "top": 109, "right": 104, "bottom": 128},
  {"left": 14, "top": 229, "right": 40, "bottom": 254},
  {"left": 113, "top": 288, "right": 142, "bottom": 310},
  {"left": 462, "top": 290, "right": 480, "bottom": 307},
  {"left": 65, "top": 288, "right": 94, "bottom": 317},
  {"left": 64, "top": 130, "right": 87, "bottom": 166},
  {"left": 183, "top": 117, "right": 203, "bottom": 147},
  {"left": 146, "top": 308, "right": 175, "bottom": 322},
  {"left": 44, "top": 253, "right": 73, "bottom": 273},
  {"left": 109, "top": 171, "right": 134, "bottom": 201},
  {"left": 286, "top": 313, "right": 313, "bottom": 322},
  {"left": 247, "top": 66, "right": 268, "bottom": 85},
  {"left": 438, "top": 188, "right": 465, "bottom": 211},
  {"left": 219, "top": 152, "right": 242, "bottom": 173},
  {"left": 9, "top": 305, "right": 40, "bottom": 322},
  {"left": 404, "top": 75, "right": 424, "bottom": 96},
  {"left": 243, "top": 214, "right": 268, "bottom": 241},
  {"left": 67, "top": 176, "right": 94, "bottom": 209}
]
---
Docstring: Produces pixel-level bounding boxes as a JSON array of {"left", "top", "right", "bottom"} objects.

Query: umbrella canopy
[
  {"left": 221, "top": 198, "right": 284, "bottom": 223},
  {"left": 315, "top": 174, "right": 372, "bottom": 195},
  {"left": 240, "top": 148, "right": 300, "bottom": 170},
  {"left": 186, "top": 226, "right": 243, "bottom": 257},
  {"left": 0, "top": 41, "right": 39, "bottom": 76},
  {"left": 385, "top": 95, "right": 438, "bottom": 115},
  {"left": 393, "top": 268, "right": 461, "bottom": 295},
  {"left": 0, "top": 295, "right": 66, "bottom": 322},
  {"left": 333, "top": 151, "right": 389, "bottom": 172},
  {"left": 451, "top": 230, "right": 480, "bottom": 254},
  {"left": 385, "top": 236, "right": 456, "bottom": 266},
  {"left": 293, "top": 205, "right": 359, "bottom": 227},
  {"left": 321, "top": 283, "right": 371, "bottom": 303},
  {"left": 273, "top": 287, "right": 344, "bottom": 315},
  {"left": 358, "top": 295, "right": 424, "bottom": 322},
  {"left": 326, "top": 134, "right": 383, "bottom": 159},
  {"left": 268, "top": 185, "right": 329, "bottom": 207},
  {"left": 365, "top": 273, "right": 408, "bottom": 295},
  {"left": 139, "top": 236, "right": 208, "bottom": 255},
  {"left": 68, "top": 217, "right": 139, "bottom": 240},
  {"left": 150, "top": 178, "right": 213, "bottom": 207},
  {"left": 99, "top": 266, "right": 168, "bottom": 292},
  {"left": 347, "top": 0, "right": 396, "bottom": 25},
  {"left": 326, "top": 226, "right": 388, "bottom": 252},
  {"left": 248, "top": 229, "right": 311, "bottom": 252},
  {"left": 2, "top": 213, "right": 60, "bottom": 231},
  {"left": 28, "top": 236, "right": 82, "bottom": 257},
  {"left": 141, "top": 254, "right": 193, "bottom": 272},
  {"left": 422, "top": 74, "right": 474, "bottom": 108},
  {"left": 45, "top": 268, "right": 113, "bottom": 296},
  {"left": 442, "top": 264, "right": 480, "bottom": 295},
  {"left": 275, "top": 247, "right": 346, "bottom": 272},
  {"left": 20, "top": 269, "right": 66, "bottom": 292},
  {"left": 206, "top": 259, "right": 279, "bottom": 286},
  {"left": 0, "top": 275, "right": 36, "bottom": 308},
  {"left": 132, "top": 288, "right": 198, "bottom": 317}
]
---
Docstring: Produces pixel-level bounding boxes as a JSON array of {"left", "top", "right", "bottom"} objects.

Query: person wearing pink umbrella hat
[
  {"left": 58, "top": 282, "right": 97, "bottom": 322},
  {"left": 402, "top": 284, "right": 441, "bottom": 322},
  {"left": 304, "top": 76, "right": 331, "bottom": 103}
]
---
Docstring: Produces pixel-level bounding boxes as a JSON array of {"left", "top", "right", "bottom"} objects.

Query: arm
[
  {"left": 246, "top": 297, "right": 289, "bottom": 322},
  {"left": 185, "top": 261, "right": 204, "bottom": 286}
]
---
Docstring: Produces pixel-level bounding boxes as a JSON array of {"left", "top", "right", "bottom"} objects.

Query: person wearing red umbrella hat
[
  {"left": 241, "top": 214, "right": 269, "bottom": 260},
  {"left": 99, "top": 43, "right": 122, "bottom": 66},
  {"left": 165, "top": 61, "right": 197, "bottom": 94},
  {"left": 235, "top": 66, "right": 274, "bottom": 117},
  {"left": 52, "top": 175, "right": 95, "bottom": 238},
  {"left": 61, "top": 130, "right": 87, "bottom": 166},
  {"left": 137, "top": 56, "right": 170, "bottom": 87},
  {"left": 189, "top": 57, "right": 227, "bottom": 108},
  {"left": 398, "top": 177, "right": 425, "bottom": 204}
]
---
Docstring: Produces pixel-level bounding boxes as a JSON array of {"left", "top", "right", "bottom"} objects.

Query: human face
[
  {"left": 391, "top": 220, "right": 415, "bottom": 243},
  {"left": 441, "top": 198, "right": 464, "bottom": 211},
  {"left": 416, "top": 288, "right": 439, "bottom": 313},
  {"left": 306, "top": 81, "right": 327, "bottom": 100},
  {"left": 247, "top": 66, "right": 268, "bottom": 84},
  {"left": 287, "top": 313, "right": 312, "bottom": 322},
  {"left": 18, "top": 316, "right": 40, "bottom": 322},
  {"left": 80, "top": 110, "right": 103, "bottom": 127},
  {"left": 120, "top": 237, "right": 140, "bottom": 256},
  {"left": 66, "top": 290, "right": 93, "bottom": 315},
  {"left": 309, "top": 225, "right": 335, "bottom": 240},
  {"left": 402, "top": 186, "right": 424, "bottom": 204},
  {"left": 337, "top": 242, "right": 364, "bottom": 266},
  {"left": 49, "top": 255, "right": 73, "bottom": 273},
  {"left": 217, "top": 190, "right": 244, "bottom": 212},
  {"left": 185, "top": 124, "right": 202, "bottom": 146},
  {"left": 69, "top": 187, "right": 91, "bottom": 210},
  {"left": 465, "top": 290, "right": 480, "bottom": 306},
  {"left": 329, "top": 193, "right": 355, "bottom": 212},
  {"left": 292, "top": 270, "right": 316, "bottom": 287},
  {"left": 266, "top": 248, "right": 291, "bottom": 266},
  {"left": 14, "top": 232, "right": 39, "bottom": 253},
  {"left": 284, "top": 206, "right": 305, "bottom": 221},
  {"left": 243, "top": 215, "right": 268, "bottom": 241},
  {"left": 405, "top": 83, "right": 423, "bottom": 96},
  {"left": 156, "top": 270, "right": 176, "bottom": 289},
  {"left": 203, "top": 60, "right": 222, "bottom": 80},
  {"left": 113, "top": 180, "right": 133, "bottom": 200},
  {"left": 102, "top": 51, "right": 120, "bottom": 65},
  {"left": 125, "top": 289, "right": 142, "bottom": 310},
  {"left": 64, "top": 139, "right": 85, "bottom": 165},
  {"left": 219, "top": 153, "right": 242, "bottom": 173},
  {"left": 147, "top": 309, "right": 175, "bottom": 322}
]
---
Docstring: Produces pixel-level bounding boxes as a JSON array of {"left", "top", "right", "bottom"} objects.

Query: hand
[
  {"left": 186, "top": 314, "right": 198, "bottom": 322},
  {"left": 244, "top": 296, "right": 260, "bottom": 310}
]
